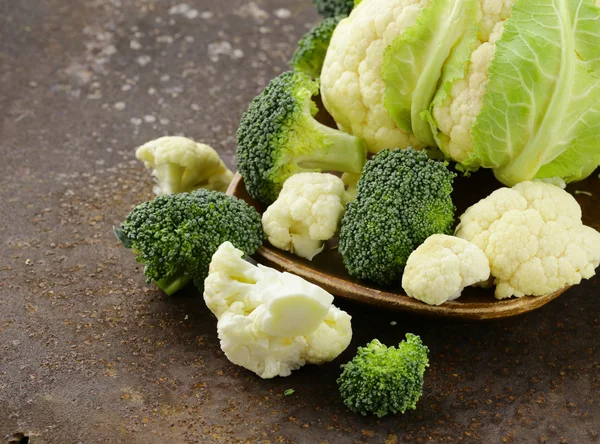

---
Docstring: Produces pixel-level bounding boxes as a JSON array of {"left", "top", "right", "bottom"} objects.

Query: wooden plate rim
[{"left": 227, "top": 172, "right": 568, "bottom": 320}]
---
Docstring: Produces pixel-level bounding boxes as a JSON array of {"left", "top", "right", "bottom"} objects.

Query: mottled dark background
[{"left": 0, "top": 1, "right": 598, "bottom": 443}]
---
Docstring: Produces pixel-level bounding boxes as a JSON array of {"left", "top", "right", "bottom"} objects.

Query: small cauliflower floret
[
  {"left": 204, "top": 242, "right": 353, "bottom": 378},
  {"left": 262, "top": 173, "right": 347, "bottom": 260},
  {"left": 402, "top": 234, "right": 490, "bottom": 305},
  {"left": 136, "top": 136, "right": 233, "bottom": 195},
  {"left": 456, "top": 181, "right": 600, "bottom": 299}
]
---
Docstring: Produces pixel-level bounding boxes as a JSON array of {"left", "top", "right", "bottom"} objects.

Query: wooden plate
[{"left": 227, "top": 169, "right": 599, "bottom": 320}]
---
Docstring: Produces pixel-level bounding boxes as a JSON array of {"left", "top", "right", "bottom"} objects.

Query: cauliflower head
[
  {"left": 455, "top": 181, "right": 600, "bottom": 299},
  {"left": 204, "top": 242, "right": 353, "bottom": 378},
  {"left": 320, "top": 0, "right": 429, "bottom": 153},
  {"left": 262, "top": 173, "right": 347, "bottom": 260},
  {"left": 402, "top": 234, "right": 490, "bottom": 305},
  {"left": 136, "top": 136, "right": 233, "bottom": 195},
  {"left": 427, "top": 0, "right": 600, "bottom": 186}
]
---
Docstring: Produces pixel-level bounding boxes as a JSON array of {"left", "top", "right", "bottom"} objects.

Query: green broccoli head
[
  {"left": 313, "top": 0, "right": 358, "bottom": 18},
  {"left": 290, "top": 16, "right": 343, "bottom": 78},
  {"left": 114, "top": 190, "right": 264, "bottom": 296},
  {"left": 339, "top": 148, "right": 456, "bottom": 286},
  {"left": 338, "top": 334, "right": 429, "bottom": 418},
  {"left": 236, "top": 71, "right": 367, "bottom": 204}
]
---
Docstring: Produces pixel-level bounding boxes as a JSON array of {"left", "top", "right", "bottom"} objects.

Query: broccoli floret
[
  {"left": 290, "top": 16, "right": 343, "bottom": 79},
  {"left": 339, "top": 148, "right": 456, "bottom": 286},
  {"left": 114, "top": 190, "right": 264, "bottom": 296},
  {"left": 236, "top": 71, "right": 367, "bottom": 204},
  {"left": 338, "top": 334, "right": 429, "bottom": 418},
  {"left": 313, "top": 0, "right": 359, "bottom": 18}
]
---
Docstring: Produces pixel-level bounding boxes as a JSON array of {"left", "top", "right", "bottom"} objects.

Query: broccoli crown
[
  {"left": 313, "top": 0, "right": 357, "bottom": 18},
  {"left": 114, "top": 190, "right": 264, "bottom": 293},
  {"left": 338, "top": 334, "right": 429, "bottom": 418},
  {"left": 290, "top": 16, "right": 343, "bottom": 78},
  {"left": 236, "top": 71, "right": 366, "bottom": 204},
  {"left": 339, "top": 148, "right": 456, "bottom": 286}
]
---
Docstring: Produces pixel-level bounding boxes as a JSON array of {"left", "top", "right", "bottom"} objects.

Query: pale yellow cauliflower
[
  {"left": 432, "top": 5, "right": 512, "bottom": 163},
  {"left": 402, "top": 234, "right": 490, "bottom": 305},
  {"left": 320, "top": 0, "right": 429, "bottom": 153},
  {"left": 262, "top": 173, "right": 347, "bottom": 260},
  {"left": 203, "top": 242, "right": 353, "bottom": 378},
  {"left": 136, "top": 136, "right": 233, "bottom": 195},
  {"left": 455, "top": 181, "right": 600, "bottom": 299}
]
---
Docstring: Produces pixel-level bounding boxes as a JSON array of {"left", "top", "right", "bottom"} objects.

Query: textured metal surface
[{"left": 0, "top": 1, "right": 598, "bottom": 443}]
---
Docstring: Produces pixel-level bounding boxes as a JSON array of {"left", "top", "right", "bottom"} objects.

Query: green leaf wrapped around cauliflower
[
  {"left": 203, "top": 242, "right": 353, "bottom": 378},
  {"left": 426, "top": 0, "right": 600, "bottom": 186},
  {"left": 136, "top": 136, "right": 234, "bottom": 195},
  {"left": 262, "top": 173, "right": 348, "bottom": 260},
  {"left": 455, "top": 181, "right": 600, "bottom": 299},
  {"left": 402, "top": 234, "right": 490, "bottom": 305},
  {"left": 320, "top": 0, "right": 499, "bottom": 153}
]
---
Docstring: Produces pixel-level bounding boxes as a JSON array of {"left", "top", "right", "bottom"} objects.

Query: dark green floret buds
[
  {"left": 339, "top": 148, "right": 456, "bottom": 286},
  {"left": 338, "top": 334, "right": 429, "bottom": 418},
  {"left": 236, "top": 71, "right": 367, "bottom": 204},
  {"left": 114, "top": 190, "right": 264, "bottom": 296},
  {"left": 313, "top": 0, "right": 359, "bottom": 18},
  {"left": 291, "top": 16, "right": 343, "bottom": 79}
]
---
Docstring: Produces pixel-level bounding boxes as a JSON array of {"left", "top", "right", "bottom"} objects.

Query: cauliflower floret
[
  {"left": 321, "top": 0, "right": 429, "bottom": 153},
  {"left": 204, "top": 242, "right": 353, "bottom": 378},
  {"left": 262, "top": 173, "right": 347, "bottom": 260},
  {"left": 402, "top": 234, "right": 491, "bottom": 305},
  {"left": 456, "top": 181, "right": 600, "bottom": 299},
  {"left": 136, "top": 136, "right": 233, "bottom": 195}
]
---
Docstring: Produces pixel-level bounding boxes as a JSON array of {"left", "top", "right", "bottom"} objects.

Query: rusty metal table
[{"left": 1, "top": 1, "right": 598, "bottom": 442}]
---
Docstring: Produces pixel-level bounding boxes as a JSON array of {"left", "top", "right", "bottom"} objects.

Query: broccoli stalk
[
  {"left": 339, "top": 148, "right": 456, "bottom": 286},
  {"left": 290, "top": 16, "right": 343, "bottom": 78},
  {"left": 155, "top": 275, "right": 192, "bottom": 297},
  {"left": 295, "top": 122, "right": 365, "bottom": 171},
  {"left": 338, "top": 334, "right": 429, "bottom": 418},
  {"left": 114, "top": 190, "right": 264, "bottom": 296},
  {"left": 237, "top": 71, "right": 367, "bottom": 204}
]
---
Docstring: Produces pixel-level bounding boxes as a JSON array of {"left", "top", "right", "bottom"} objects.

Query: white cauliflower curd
[
  {"left": 262, "top": 173, "right": 347, "bottom": 260},
  {"left": 455, "top": 181, "right": 600, "bottom": 299},
  {"left": 320, "top": 0, "right": 429, "bottom": 153},
  {"left": 402, "top": 234, "right": 490, "bottom": 305},
  {"left": 431, "top": 0, "right": 516, "bottom": 163},
  {"left": 136, "top": 136, "right": 233, "bottom": 195},
  {"left": 203, "top": 242, "right": 353, "bottom": 378}
]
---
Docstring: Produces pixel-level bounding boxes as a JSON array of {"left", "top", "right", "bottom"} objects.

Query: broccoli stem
[
  {"left": 299, "top": 121, "right": 367, "bottom": 174},
  {"left": 155, "top": 274, "right": 193, "bottom": 296}
]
